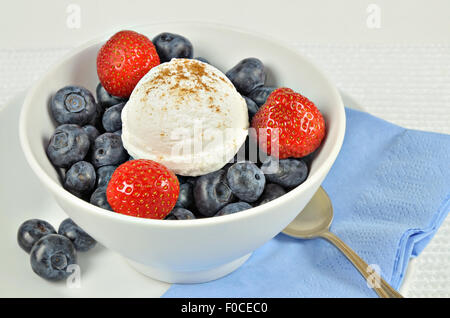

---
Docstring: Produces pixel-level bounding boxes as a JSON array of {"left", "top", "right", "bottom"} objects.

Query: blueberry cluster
[
  {"left": 17, "top": 218, "right": 96, "bottom": 280},
  {"left": 47, "top": 83, "right": 131, "bottom": 210},
  {"left": 169, "top": 156, "right": 309, "bottom": 220},
  {"left": 44, "top": 32, "right": 313, "bottom": 222}
]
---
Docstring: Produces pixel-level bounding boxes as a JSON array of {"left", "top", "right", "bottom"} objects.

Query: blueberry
[
  {"left": 248, "top": 86, "right": 276, "bottom": 106},
  {"left": 17, "top": 219, "right": 56, "bottom": 253},
  {"left": 222, "top": 162, "right": 233, "bottom": 173},
  {"left": 90, "top": 186, "right": 113, "bottom": 211},
  {"left": 82, "top": 125, "right": 100, "bottom": 143},
  {"left": 243, "top": 95, "right": 259, "bottom": 121},
  {"left": 152, "top": 32, "right": 194, "bottom": 63},
  {"left": 175, "top": 183, "right": 194, "bottom": 209},
  {"left": 64, "top": 161, "right": 96, "bottom": 197},
  {"left": 300, "top": 151, "right": 316, "bottom": 166},
  {"left": 96, "top": 83, "right": 127, "bottom": 108},
  {"left": 261, "top": 157, "right": 309, "bottom": 188},
  {"left": 226, "top": 58, "right": 265, "bottom": 95},
  {"left": 258, "top": 183, "right": 286, "bottom": 206},
  {"left": 165, "top": 207, "right": 196, "bottom": 220},
  {"left": 215, "top": 202, "right": 252, "bottom": 217},
  {"left": 114, "top": 129, "right": 122, "bottom": 136},
  {"left": 88, "top": 102, "right": 105, "bottom": 130},
  {"left": 30, "top": 234, "right": 77, "bottom": 281},
  {"left": 102, "top": 102, "right": 125, "bottom": 132},
  {"left": 226, "top": 161, "right": 265, "bottom": 202},
  {"left": 46, "top": 124, "right": 90, "bottom": 168},
  {"left": 194, "top": 57, "right": 209, "bottom": 64},
  {"left": 58, "top": 218, "right": 96, "bottom": 252},
  {"left": 177, "top": 176, "right": 197, "bottom": 187},
  {"left": 185, "top": 177, "right": 198, "bottom": 186},
  {"left": 90, "top": 133, "right": 128, "bottom": 168},
  {"left": 51, "top": 85, "right": 97, "bottom": 126},
  {"left": 96, "top": 165, "right": 117, "bottom": 188},
  {"left": 194, "top": 170, "right": 235, "bottom": 217},
  {"left": 176, "top": 175, "right": 187, "bottom": 184}
]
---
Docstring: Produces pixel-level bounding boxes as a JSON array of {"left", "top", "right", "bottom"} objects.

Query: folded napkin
[{"left": 163, "top": 108, "right": 450, "bottom": 297}]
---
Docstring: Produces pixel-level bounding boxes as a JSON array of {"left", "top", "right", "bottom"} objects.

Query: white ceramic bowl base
[
  {"left": 126, "top": 254, "right": 252, "bottom": 284},
  {"left": 19, "top": 22, "right": 345, "bottom": 284}
]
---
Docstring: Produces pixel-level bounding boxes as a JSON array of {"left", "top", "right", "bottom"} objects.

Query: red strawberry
[
  {"left": 97, "top": 30, "right": 160, "bottom": 98},
  {"left": 106, "top": 160, "right": 179, "bottom": 219},
  {"left": 251, "top": 87, "right": 326, "bottom": 159}
]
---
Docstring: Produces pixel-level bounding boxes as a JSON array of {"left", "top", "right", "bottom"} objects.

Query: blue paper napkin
[{"left": 163, "top": 108, "right": 450, "bottom": 297}]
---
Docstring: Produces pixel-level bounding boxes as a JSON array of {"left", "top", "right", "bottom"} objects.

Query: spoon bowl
[{"left": 282, "top": 187, "right": 333, "bottom": 239}]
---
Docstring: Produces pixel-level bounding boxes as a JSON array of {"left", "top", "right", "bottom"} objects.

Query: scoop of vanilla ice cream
[{"left": 121, "top": 58, "right": 249, "bottom": 176}]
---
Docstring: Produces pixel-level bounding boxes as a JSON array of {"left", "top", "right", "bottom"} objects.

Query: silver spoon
[{"left": 282, "top": 186, "right": 403, "bottom": 298}]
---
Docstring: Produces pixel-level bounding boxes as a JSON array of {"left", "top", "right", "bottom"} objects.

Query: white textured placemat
[{"left": 1, "top": 44, "right": 449, "bottom": 297}]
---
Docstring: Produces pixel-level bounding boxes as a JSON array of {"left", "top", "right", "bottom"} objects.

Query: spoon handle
[{"left": 319, "top": 230, "right": 403, "bottom": 298}]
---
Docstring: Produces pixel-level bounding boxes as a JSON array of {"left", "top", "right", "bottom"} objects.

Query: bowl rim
[{"left": 19, "top": 21, "right": 346, "bottom": 228}]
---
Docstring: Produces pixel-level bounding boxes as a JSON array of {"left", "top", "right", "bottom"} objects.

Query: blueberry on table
[
  {"left": 215, "top": 202, "right": 253, "bottom": 217},
  {"left": 30, "top": 234, "right": 77, "bottom": 281},
  {"left": 243, "top": 95, "right": 259, "bottom": 121},
  {"left": 46, "top": 124, "right": 90, "bottom": 168},
  {"left": 152, "top": 32, "right": 194, "bottom": 63},
  {"left": 165, "top": 207, "right": 196, "bottom": 220},
  {"left": 82, "top": 125, "right": 100, "bottom": 143},
  {"left": 226, "top": 161, "right": 266, "bottom": 203},
  {"left": 51, "top": 85, "right": 97, "bottom": 126},
  {"left": 194, "top": 170, "right": 235, "bottom": 217},
  {"left": 175, "top": 182, "right": 194, "bottom": 209},
  {"left": 226, "top": 58, "right": 266, "bottom": 95},
  {"left": 257, "top": 183, "right": 286, "bottom": 206},
  {"left": 102, "top": 102, "right": 125, "bottom": 132},
  {"left": 58, "top": 218, "right": 96, "bottom": 252},
  {"left": 17, "top": 219, "right": 56, "bottom": 253},
  {"left": 261, "top": 157, "right": 309, "bottom": 188},
  {"left": 64, "top": 161, "right": 96, "bottom": 196},
  {"left": 96, "top": 165, "right": 117, "bottom": 188},
  {"left": 90, "top": 133, "right": 128, "bottom": 168},
  {"left": 90, "top": 186, "right": 113, "bottom": 211},
  {"left": 248, "top": 86, "right": 276, "bottom": 107},
  {"left": 96, "top": 83, "right": 127, "bottom": 108}
]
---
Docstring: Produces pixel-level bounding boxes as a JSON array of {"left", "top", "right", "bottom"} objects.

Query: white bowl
[{"left": 19, "top": 22, "right": 345, "bottom": 284}]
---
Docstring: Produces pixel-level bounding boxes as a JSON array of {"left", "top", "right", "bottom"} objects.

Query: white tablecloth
[{"left": 1, "top": 44, "right": 449, "bottom": 297}]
